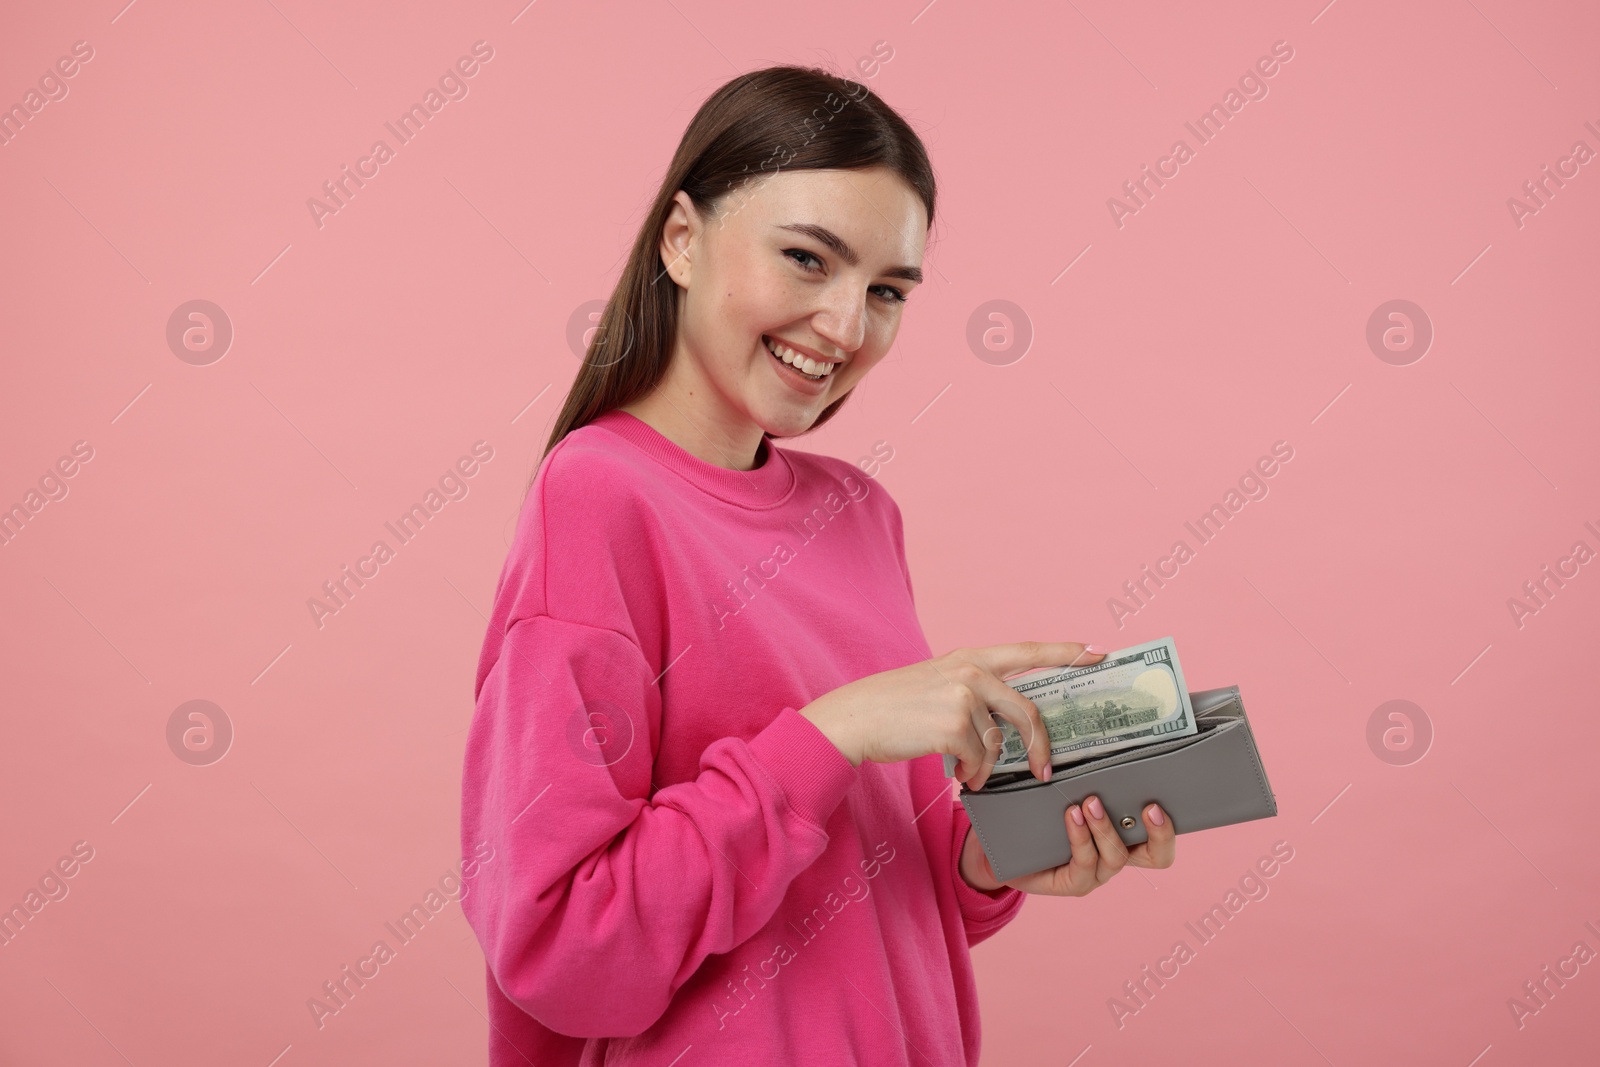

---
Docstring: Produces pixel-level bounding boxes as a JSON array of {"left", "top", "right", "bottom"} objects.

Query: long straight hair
[{"left": 533, "top": 65, "right": 936, "bottom": 488}]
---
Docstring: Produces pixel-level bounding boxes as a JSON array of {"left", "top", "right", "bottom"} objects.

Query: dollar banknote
[{"left": 944, "top": 637, "right": 1195, "bottom": 778}]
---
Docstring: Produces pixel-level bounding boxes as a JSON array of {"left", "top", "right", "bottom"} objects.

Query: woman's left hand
[{"left": 959, "top": 794, "right": 1175, "bottom": 896}]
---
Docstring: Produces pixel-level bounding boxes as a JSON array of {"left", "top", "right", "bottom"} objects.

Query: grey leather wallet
[{"left": 960, "top": 685, "right": 1277, "bottom": 883}]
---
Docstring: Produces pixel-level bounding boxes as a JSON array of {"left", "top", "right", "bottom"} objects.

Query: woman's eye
[
  {"left": 784, "top": 249, "right": 909, "bottom": 305},
  {"left": 783, "top": 248, "right": 823, "bottom": 271}
]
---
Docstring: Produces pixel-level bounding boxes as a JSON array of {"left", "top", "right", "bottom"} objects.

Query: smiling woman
[
  {"left": 459, "top": 64, "right": 1166, "bottom": 1067},
  {"left": 615, "top": 163, "right": 927, "bottom": 450},
  {"left": 534, "top": 66, "right": 934, "bottom": 475}
]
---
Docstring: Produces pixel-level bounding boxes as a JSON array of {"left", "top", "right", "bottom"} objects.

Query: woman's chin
[{"left": 758, "top": 402, "right": 829, "bottom": 438}]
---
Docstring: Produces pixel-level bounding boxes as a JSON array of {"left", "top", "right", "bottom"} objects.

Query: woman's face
[{"left": 655, "top": 165, "right": 927, "bottom": 446}]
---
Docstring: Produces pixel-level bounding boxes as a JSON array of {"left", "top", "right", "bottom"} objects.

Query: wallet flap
[{"left": 1192, "top": 685, "right": 1244, "bottom": 718}]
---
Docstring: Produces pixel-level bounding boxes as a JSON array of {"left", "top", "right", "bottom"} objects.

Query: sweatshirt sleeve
[
  {"left": 459, "top": 613, "right": 859, "bottom": 1039},
  {"left": 949, "top": 799, "right": 1026, "bottom": 947}
]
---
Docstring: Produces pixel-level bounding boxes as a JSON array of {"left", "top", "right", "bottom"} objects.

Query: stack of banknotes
[{"left": 944, "top": 636, "right": 1195, "bottom": 779}]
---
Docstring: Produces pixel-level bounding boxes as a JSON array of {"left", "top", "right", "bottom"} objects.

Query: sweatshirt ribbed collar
[{"left": 590, "top": 409, "right": 797, "bottom": 509}]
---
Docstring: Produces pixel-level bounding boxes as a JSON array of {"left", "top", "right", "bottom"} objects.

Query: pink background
[{"left": 2, "top": 1, "right": 1597, "bottom": 1064}]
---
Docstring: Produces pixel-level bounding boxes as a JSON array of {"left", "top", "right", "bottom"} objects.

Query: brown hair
[{"left": 534, "top": 64, "right": 936, "bottom": 486}]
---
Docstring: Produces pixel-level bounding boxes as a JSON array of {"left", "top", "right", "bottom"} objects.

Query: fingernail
[
  {"left": 1148, "top": 804, "right": 1165, "bottom": 826},
  {"left": 1086, "top": 796, "right": 1104, "bottom": 819},
  {"left": 1085, "top": 643, "right": 1109, "bottom": 654},
  {"left": 1041, "top": 764, "right": 1052, "bottom": 782},
  {"left": 1069, "top": 805, "right": 1085, "bottom": 826}
]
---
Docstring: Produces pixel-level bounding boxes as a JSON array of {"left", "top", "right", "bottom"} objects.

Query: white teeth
[{"left": 765, "top": 337, "right": 834, "bottom": 378}]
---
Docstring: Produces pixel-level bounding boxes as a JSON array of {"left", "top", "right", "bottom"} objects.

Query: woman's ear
[{"left": 658, "top": 190, "right": 699, "bottom": 289}]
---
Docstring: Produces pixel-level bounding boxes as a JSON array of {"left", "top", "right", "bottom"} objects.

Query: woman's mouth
[{"left": 763, "top": 335, "right": 835, "bottom": 382}]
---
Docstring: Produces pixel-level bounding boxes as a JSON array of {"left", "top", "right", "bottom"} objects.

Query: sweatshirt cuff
[
  {"left": 954, "top": 862, "right": 1025, "bottom": 911},
  {"left": 745, "top": 706, "right": 859, "bottom": 830}
]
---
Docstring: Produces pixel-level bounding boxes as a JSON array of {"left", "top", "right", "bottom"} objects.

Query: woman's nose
[{"left": 812, "top": 289, "right": 867, "bottom": 356}]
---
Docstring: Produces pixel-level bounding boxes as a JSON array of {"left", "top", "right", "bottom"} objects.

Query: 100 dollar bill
[{"left": 945, "top": 636, "right": 1195, "bottom": 778}]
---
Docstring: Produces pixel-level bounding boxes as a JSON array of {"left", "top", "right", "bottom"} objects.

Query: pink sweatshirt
[{"left": 459, "top": 409, "right": 1025, "bottom": 1065}]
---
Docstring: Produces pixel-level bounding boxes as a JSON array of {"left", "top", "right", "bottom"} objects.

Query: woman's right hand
[{"left": 798, "top": 642, "right": 1108, "bottom": 791}]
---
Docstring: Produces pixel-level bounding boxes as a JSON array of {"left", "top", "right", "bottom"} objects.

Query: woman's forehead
[{"left": 732, "top": 169, "right": 926, "bottom": 258}]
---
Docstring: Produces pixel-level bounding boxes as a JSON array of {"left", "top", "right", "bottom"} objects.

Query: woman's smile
[{"left": 761, "top": 334, "right": 836, "bottom": 395}]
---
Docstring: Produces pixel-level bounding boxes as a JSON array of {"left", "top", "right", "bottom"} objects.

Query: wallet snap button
[{"left": 1120, "top": 816, "right": 1136, "bottom": 828}]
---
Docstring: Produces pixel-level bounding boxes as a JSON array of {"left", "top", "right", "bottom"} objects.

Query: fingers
[
  {"left": 951, "top": 726, "right": 990, "bottom": 791},
  {"left": 1128, "top": 803, "right": 1176, "bottom": 870},
  {"left": 965, "top": 673, "right": 1052, "bottom": 784},
  {"left": 947, "top": 663, "right": 1048, "bottom": 789},
  {"left": 962, "top": 701, "right": 1003, "bottom": 792},
  {"left": 1040, "top": 797, "right": 1173, "bottom": 897},
  {"left": 1060, "top": 802, "right": 1101, "bottom": 896},
  {"left": 945, "top": 642, "right": 1106, "bottom": 788},
  {"left": 1079, "top": 794, "right": 1132, "bottom": 877},
  {"left": 1055, "top": 795, "right": 1132, "bottom": 896},
  {"left": 965, "top": 641, "right": 1106, "bottom": 683},
  {"left": 952, "top": 695, "right": 1007, "bottom": 789}
]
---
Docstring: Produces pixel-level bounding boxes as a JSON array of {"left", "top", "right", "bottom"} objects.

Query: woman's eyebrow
[{"left": 776, "top": 222, "right": 923, "bottom": 283}]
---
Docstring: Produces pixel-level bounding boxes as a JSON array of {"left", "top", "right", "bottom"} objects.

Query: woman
[{"left": 459, "top": 65, "right": 1175, "bottom": 1065}]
